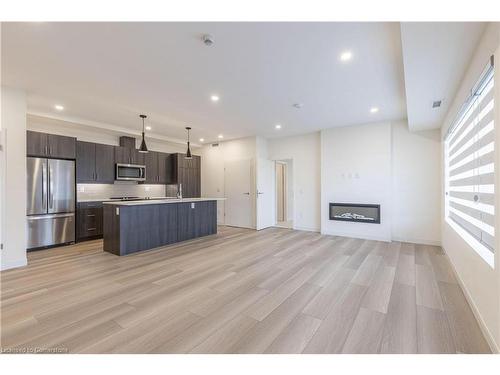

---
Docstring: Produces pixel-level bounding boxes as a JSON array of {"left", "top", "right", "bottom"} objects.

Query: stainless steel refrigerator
[{"left": 26, "top": 157, "right": 76, "bottom": 250}]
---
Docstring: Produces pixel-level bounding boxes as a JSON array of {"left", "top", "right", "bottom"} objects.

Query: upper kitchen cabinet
[
  {"left": 142, "top": 151, "right": 170, "bottom": 184},
  {"left": 76, "top": 141, "right": 114, "bottom": 183},
  {"left": 26, "top": 131, "right": 47, "bottom": 157},
  {"left": 27, "top": 131, "right": 76, "bottom": 159},
  {"left": 114, "top": 146, "right": 144, "bottom": 165},
  {"left": 157, "top": 152, "right": 169, "bottom": 184},
  {"left": 95, "top": 143, "right": 115, "bottom": 183},
  {"left": 143, "top": 150, "right": 159, "bottom": 184}
]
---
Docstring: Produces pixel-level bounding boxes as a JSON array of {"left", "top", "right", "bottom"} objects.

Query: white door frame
[
  {"left": 272, "top": 158, "right": 294, "bottom": 229},
  {"left": 256, "top": 158, "right": 275, "bottom": 230}
]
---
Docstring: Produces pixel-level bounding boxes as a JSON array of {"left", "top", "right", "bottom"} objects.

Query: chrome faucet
[{"left": 177, "top": 183, "right": 183, "bottom": 199}]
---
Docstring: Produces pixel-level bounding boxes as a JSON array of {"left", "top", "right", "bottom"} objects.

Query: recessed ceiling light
[
  {"left": 340, "top": 51, "right": 353, "bottom": 62},
  {"left": 218, "top": 134, "right": 224, "bottom": 139},
  {"left": 275, "top": 124, "right": 282, "bottom": 129},
  {"left": 370, "top": 107, "right": 379, "bottom": 113},
  {"left": 211, "top": 95, "right": 220, "bottom": 102},
  {"left": 54, "top": 104, "right": 64, "bottom": 111},
  {"left": 145, "top": 126, "right": 152, "bottom": 131},
  {"left": 199, "top": 138, "right": 205, "bottom": 142}
]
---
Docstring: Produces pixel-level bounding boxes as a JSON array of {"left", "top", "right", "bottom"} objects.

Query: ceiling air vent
[
  {"left": 432, "top": 100, "right": 442, "bottom": 108},
  {"left": 211, "top": 143, "right": 219, "bottom": 147}
]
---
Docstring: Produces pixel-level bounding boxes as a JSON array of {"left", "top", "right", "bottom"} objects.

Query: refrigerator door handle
[
  {"left": 28, "top": 213, "right": 74, "bottom": 220},
  {"left": 42, "top": 160, "right": 48, "bottom": 211},
  {"left": 48, "top": 163, "right": 53, "bottom": 209}
]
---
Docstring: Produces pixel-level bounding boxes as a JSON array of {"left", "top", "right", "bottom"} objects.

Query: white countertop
[
  {"left": 102, "top": 197, "right": 226, "bottom": 206},
  {"left": 77, "top": 197, "right": 174, "bottom": 203}
]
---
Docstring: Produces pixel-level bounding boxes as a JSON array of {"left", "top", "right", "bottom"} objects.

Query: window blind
[{"left": 445, "top": 59, "right": 495, "bottom": 260}]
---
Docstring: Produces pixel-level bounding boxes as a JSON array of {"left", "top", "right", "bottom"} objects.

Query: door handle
[
  {"left": 49, "top": 165, "right": 54, "bottom": 209},
  {"left": 243, "top": 192, "right": 250, "bottom": 195},
  {"left": 42, "top": 161, "right": 47, "bottom": 211}
]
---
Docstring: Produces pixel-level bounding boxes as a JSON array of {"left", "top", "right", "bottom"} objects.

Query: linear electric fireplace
[{"left": 329, "top": 203, "right": 380, "bottom": 224}]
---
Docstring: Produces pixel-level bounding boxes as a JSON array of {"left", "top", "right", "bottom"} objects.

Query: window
[{"left": 444, "top": 58, "right": 495, "bottom": 267}]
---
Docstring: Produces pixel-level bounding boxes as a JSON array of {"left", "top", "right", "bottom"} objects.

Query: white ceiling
[
  {"left": 1, "top": 22, "right": 486, "bottom": 141},
  {"left": 400, "top": 22, "right": 486, "bottom": 131},
  {"left": 2, "top": 22, "right": 406, "bottom": 143}
]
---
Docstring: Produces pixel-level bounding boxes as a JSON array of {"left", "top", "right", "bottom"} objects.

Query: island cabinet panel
[
  {"left": 103, "top": 200, "right": 217, "bottom": 256},
  {"left": 178, "top": 201, "right": 216, "bottom": 241},
  {"left": 103, "top": 205, "right": 120, "bottom": 256}
]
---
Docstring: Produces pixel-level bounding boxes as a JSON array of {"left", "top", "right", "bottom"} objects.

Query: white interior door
[
  {"left": 224, "top": 159, "right": 254, "bottom": 228},
  {"left": 256, "top": 158, "right": 275, "bottom": 230}
]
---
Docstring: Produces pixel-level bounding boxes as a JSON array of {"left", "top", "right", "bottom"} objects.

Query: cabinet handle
[
  {"left": 87, "top": 214, "right": 95, "bottom": 217},
  {"left": 87, "top": 228, "right": 96, "bottom": 231}
]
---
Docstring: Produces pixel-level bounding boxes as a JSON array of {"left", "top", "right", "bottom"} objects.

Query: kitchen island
[{"left": 103, "top": 198, "right": 224, "bottom": 256}]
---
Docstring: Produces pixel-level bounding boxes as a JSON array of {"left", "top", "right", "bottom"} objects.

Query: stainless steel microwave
[{"left": 116, "top": 163, "right": 146, "bottom": 181}]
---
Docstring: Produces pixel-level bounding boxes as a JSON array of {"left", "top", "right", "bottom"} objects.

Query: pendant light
[
  {"left": 185, "top": 127, "right": 193, "bottom": 160},
  {"left": 139, "top": 114, "right": 148, "bottom": 153}
]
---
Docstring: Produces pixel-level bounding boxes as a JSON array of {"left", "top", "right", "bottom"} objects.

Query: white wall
[
  {"left": 392, "top": 121, "right": 441, "bottom": 245},
  {"left": 321, "top": 123, "right": 393, "bottom": 241},
  {"left": 1, "top": 86, "right": 27, "bottom": 270},
  {"left": 200, "top": 137, "right": 257, "bottom": 225},
  {"left": 440, "top": 22, "right": 500, "bottom": 352},
  {"left": 268, "top": 132, "right": 321, "bottom": 232}
]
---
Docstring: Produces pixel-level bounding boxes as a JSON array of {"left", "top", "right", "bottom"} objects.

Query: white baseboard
[
  {"left": 442, "top": 247, "right": 499, "bottom": 353},
  {"left": 293, "top": 225, "right": 320, "bottom": 233},
  {"left": 391, "top": 236, "right": 441, "bottom": 247},
  {"left": 0, "top": 257, "right": 27, "bottom": 271},
  {"left": 321, "top": 229, "right": 391, "bottom": 242}
]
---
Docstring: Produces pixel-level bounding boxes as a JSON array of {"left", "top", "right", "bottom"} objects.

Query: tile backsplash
[{"left": 77, "top": 182, "right": 172, "bottom": 201}]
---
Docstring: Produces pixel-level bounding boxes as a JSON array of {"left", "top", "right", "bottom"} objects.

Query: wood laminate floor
[{"left": 0, "top": 226, "right": 491, "bottom": 354}]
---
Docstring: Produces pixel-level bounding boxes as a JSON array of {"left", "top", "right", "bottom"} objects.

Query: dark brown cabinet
[
  {"left": 77, "top": 201, "right": 104, "bottom": 241},
  {"left": 95, "top": 144, "right": 115, "bottom": 183},
  {"left": 143, "top": 151, "right": 159, "bottom": 184},
  {"left": 142, "top": 151, "right": 170, "bottom": 184},
  {"left": 27, "top": 131, "right": 76, "bottom": 159},
  {"left": 27, "top": 131, "right": 48, "bottom": 157},
  {"left": 76, "top": 141, "right": 114, "bottom": 183},
  {"left": 103, "top": 200, "right": 216, "bottom": 256},
  {"left": 177, "top": 201, "right": 216, "bottom": 242},
  {"left": 168, "top": 153, "right": 201, "bottom": 197},
  {"left": 114, "top": 146, "right": 144, "bottom": 165},
  {"left": 158, "top": 152, "right": 169, "bottom": 184}
]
